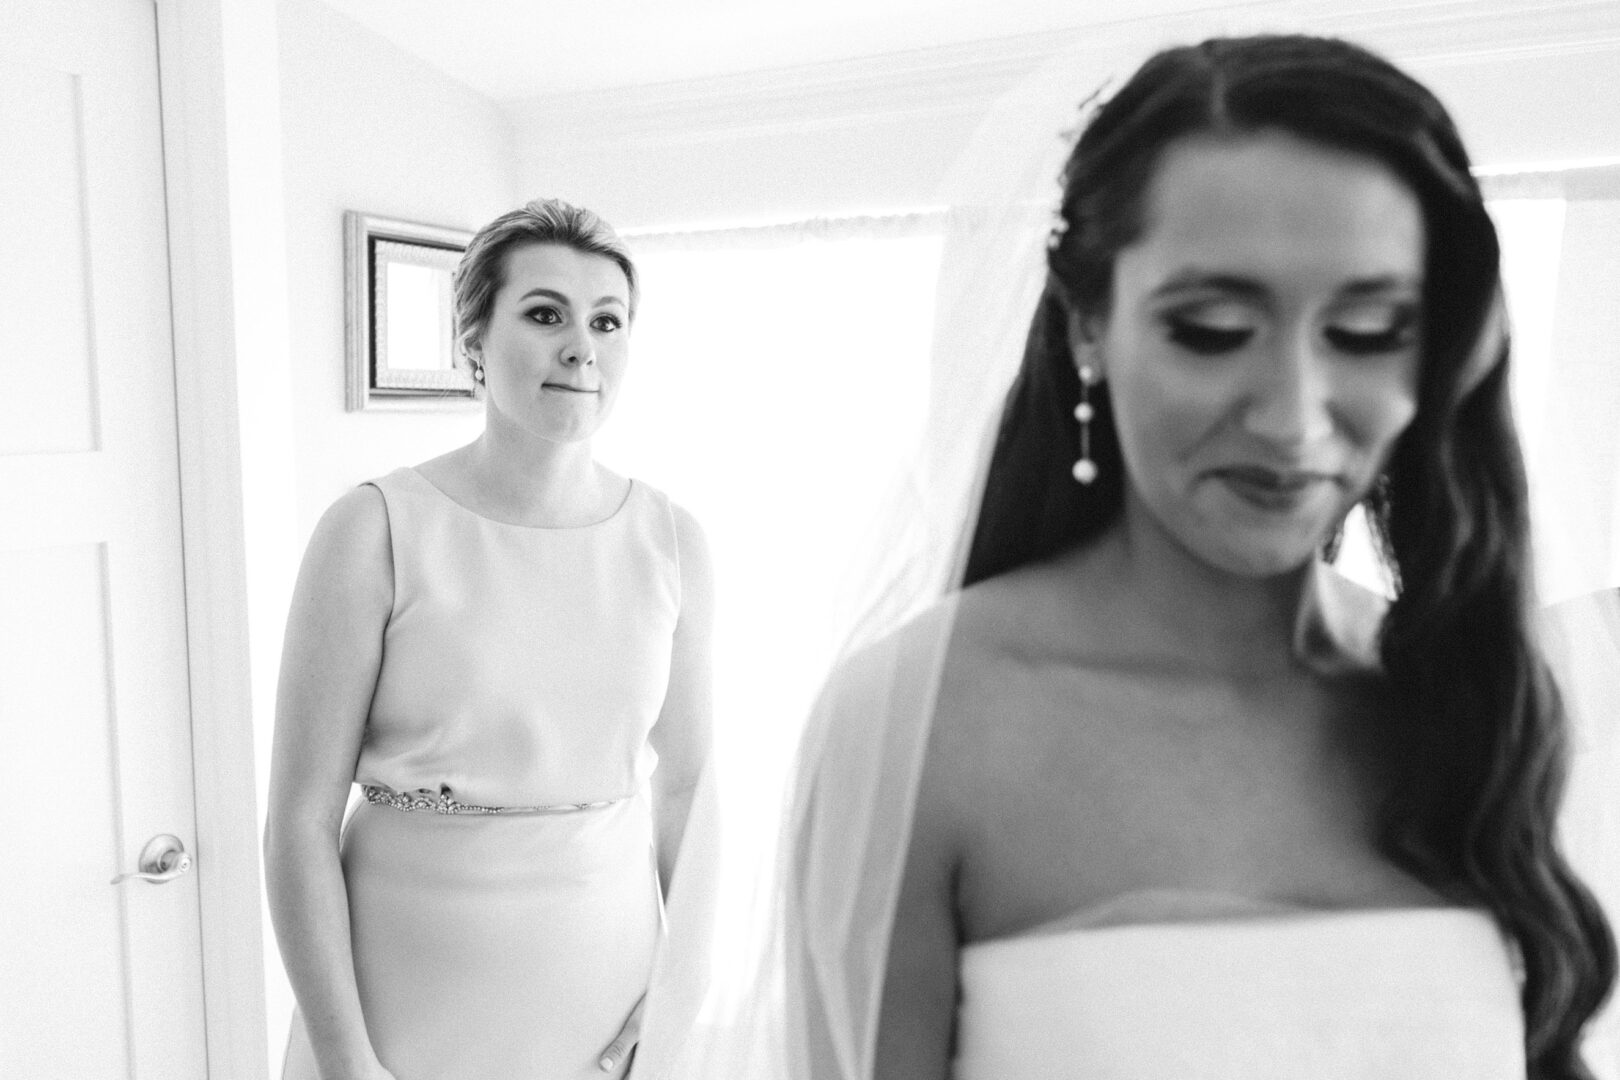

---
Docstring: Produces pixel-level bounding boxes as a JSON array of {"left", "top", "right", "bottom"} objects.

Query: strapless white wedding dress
[{"left": 952, "top": 892, "right": 1526, "bottom": 1079}]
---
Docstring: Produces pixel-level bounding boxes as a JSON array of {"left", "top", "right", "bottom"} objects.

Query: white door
[{"left": 0, "top": 0, "right": 209, "bottom": 1075}]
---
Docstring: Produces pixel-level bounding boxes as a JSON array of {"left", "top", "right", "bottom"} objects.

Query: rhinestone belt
[{"left": 360, "top": 783, "right": 626, "bottom": 816}]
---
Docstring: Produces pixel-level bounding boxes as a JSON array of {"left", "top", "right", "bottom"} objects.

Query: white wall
[
  {"left": 278, "top": 0, "right": 517, "bottom": 532},
  {"left": 1413, "top": 46, "right": 1620, "bottom": 170},
  {"left": 508, "top": 7, "right": 1620, "bottom": 231},
  {"left": 263, "top": 0, "right": 519, "bottom": 1063},
  {"left": 508, "top": 37, "right": 1033, "bottom": 228}
]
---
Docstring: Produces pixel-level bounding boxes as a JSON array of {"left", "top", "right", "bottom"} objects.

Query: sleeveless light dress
[
  {"left": 281, "top": 466, "right": 680, "bottom": 1080},
  {"left": 952, "top": 890, "right": 1527, "bottom": 1080}
]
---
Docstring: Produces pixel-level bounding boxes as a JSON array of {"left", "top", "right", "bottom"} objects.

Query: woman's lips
[
  {"left": 541, "top": 384, "right": 598, "bottom": 393},
  {"left": 1211, "top": 465, "right": 1335, "bottom": 511}
]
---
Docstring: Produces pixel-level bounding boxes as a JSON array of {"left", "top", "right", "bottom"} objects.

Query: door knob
[{"left": 111, "top": 833, "right": 192, "bottom": 885}]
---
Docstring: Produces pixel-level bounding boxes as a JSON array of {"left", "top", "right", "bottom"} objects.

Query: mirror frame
[{"left": 344, "top": 211, "right": 477, "bottom": 411}]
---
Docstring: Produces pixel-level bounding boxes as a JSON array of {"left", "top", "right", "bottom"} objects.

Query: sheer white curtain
[{"left": 1484, "top": 171, "right": 1620, "bottom": 602}]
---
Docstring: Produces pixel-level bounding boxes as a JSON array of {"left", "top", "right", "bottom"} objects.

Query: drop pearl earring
[{"left": 1072, "top": 365, "right": 1098, "bottom": 485}]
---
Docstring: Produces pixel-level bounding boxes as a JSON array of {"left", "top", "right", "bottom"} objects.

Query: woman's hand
[{"left": 597, "top": 994, "right": 645, "bottom": 1074}]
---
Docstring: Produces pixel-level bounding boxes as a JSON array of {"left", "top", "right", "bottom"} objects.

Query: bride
[
  {"left": 844, "top": 33, "right": 1614, "bottom": 1080},
  {"left": 643, "top": 30, "right": 1615, "bottom": 1080},
  {"left": 644, "top": 32, "right": 1617, "bottom": 1080}
]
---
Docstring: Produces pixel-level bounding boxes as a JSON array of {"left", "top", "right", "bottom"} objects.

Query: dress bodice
[
  {"left": 953, "top": 896, "right": 1525, "bottom": 1080},
  {"left": 354, "top": 467, "right": 681, "bottom": 806}
]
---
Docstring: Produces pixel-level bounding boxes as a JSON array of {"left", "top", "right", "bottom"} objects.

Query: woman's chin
[{"left": 1147, "top": 496, "right": 1335, "bottom": 581}]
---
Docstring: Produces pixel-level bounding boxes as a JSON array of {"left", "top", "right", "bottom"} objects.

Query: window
[{"left": 600, "top": 220, "right": 945, "bottom": 979}]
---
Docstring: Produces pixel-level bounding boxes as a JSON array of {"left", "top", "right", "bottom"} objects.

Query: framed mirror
[{"left": 344, "top": 212, "right": 478, "bottom": 411}]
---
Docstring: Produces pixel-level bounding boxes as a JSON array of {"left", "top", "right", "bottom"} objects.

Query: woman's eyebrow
[
  {"left": 1146, "top": 272, "right": 1422, "bottom": 301},
  {"left": 516, "top": 287, "right": 627, "bottom": 309},
  {"left": 1338, "top": 275, "right": 1423, "bottom": 297},
  {"left": 1149, "top": 271, "right": 1268, "bottom": 301},
  {"left": 518, "top": 287, "right": 570, "bottom": 305}
]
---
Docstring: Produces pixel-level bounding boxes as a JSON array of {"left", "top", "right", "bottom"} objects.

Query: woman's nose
[
  {"left": 560, "top": 327, "right": 596, "bottom": 366},
  {"left": 1241, "top": 330, "right": 1334, "bottom": 446}
]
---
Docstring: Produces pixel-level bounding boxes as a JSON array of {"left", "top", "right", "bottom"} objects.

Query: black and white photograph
[{"left": 3, "top": 1, "right": 1619, "bottom": 1078}]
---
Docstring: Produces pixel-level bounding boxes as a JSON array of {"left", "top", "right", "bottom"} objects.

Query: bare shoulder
[
  {"left": 806, "top": 553, "right": 1108, "bottom": 785},
  {"left": 646, "top": 490, "right": 712, "bottom": 605},
  {"left": 818, "top": 596, "right": 963, "bottom": 716},
  {"left": 959, "top": 545, "right": 1119, "bottom": 653},
  {"left": 910, "top": 554, "right": 1127, "bottom": 804},
  {"left": 929, "top": 562, "right": 1086, "bottom": 706},
  {"left": 293, "top": 484, "right": 392, "bottom": 613},
  {"left": 272, "top": 485, "right": 396, "bottom": 823},
  {"left": 307, "top": 483, "right": 389, "bottom": 558},
  {"left": 918, "top": 584, "right": 1022, "bottom": 782},
  {"left": 813, "top": 575, "right": 1063, "bottom": 741},
  {"left": 665, "top": 497, "right": 710, "bottom": 561}
]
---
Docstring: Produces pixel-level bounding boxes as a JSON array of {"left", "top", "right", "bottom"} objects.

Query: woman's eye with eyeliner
[
  {"left": 1166, "top": 318, "right": 1254, "bottom": 355},
  {"left": 526, "top": 306, "right": 561, "bottom": 325},
  {"left": 591, "top": 314, "right": 623, "bottom": 333}
]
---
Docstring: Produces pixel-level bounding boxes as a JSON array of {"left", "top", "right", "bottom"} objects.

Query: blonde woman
[{"left": 267, "top": 199, "right": 711, "bottom": 1080}]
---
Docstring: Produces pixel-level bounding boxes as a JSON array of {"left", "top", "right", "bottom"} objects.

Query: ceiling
[{"left": 312, "top": 0, "right": 1262, "bottom": 101}]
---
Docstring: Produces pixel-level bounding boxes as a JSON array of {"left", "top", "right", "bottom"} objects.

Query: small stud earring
[
  {"left": 1072, "top": 365, "right": 1098, "bottom": 485},
  {"left": 472, "top": 363, "right": 485, "bottom": 383}
]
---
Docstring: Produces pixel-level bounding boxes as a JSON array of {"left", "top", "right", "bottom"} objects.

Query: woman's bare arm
[
  {"left": 599, "top": 504, "right": 715, "bottom": 1074},
  {"left": 648, "top": 503, "right": 715, "bottom": 892},
  {"left": 264, "top": 486, "right": 395, "bottom": 1080},
  {"left": 874, "top": 752, "right": 963, "bottom": 1080}
]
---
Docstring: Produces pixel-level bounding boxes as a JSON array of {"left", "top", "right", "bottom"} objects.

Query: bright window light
[{"left": 597, "top": 225, "right": 945, "bottom": 988}]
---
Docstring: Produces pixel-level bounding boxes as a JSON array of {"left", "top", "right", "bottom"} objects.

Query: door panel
[
  {"left": 0, "top": 58, "right": 98, "bottom": 456},
  {"left": 1, "top": 546, "right": 129, "bottom": 1076},
  {"left": 0, "top": 0, "right": 208, "bottom": 1076}
]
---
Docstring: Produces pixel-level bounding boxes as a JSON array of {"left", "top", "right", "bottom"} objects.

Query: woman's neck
[
  {"left": 460, "top": 408, "right": 607, "bottom": 525},
  {"left": 1089, "top": 494, "right": 1315, "bottom": 677}
]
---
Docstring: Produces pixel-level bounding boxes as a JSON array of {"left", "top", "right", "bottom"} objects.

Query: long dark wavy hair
[{"left": 963, "top": 34, "right": 1614, "bottom": 1078}]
